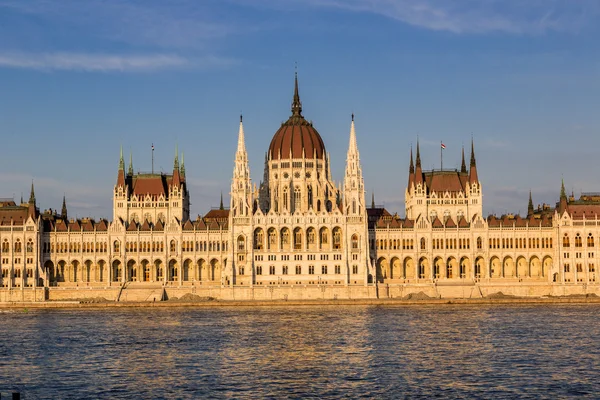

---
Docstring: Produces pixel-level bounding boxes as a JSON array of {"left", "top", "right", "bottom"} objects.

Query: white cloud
[
  {"left": 0, "top": 52, "right": 235, "bottom": 72},
  {"left": 248, "top": 0, "right": 600, "bottom": 34}
]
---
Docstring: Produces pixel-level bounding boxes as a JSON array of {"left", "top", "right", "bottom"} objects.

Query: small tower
[
  {"left": 28, "top": 181, "right": 37, "bottom": 219},
  {"left": 128, "top": 151, "right": 134, "bottom": 176},
  {"left": 407, "top": 147, "right": 415, "bottom": 190},
  {"left": 469, "top": 138, "right": 479, "bottom": 184},
  {"left": 343, "top": 113, "right": 365, "bottom": 216},
  {"left": 230, "top": 114, "right": 252, "bottom": 217},
  {"left": 528, "top": 190, "right": 534, "bottom": 217},
  {"left": 460, "top": 146, "right": 467, "bottom": 174},
  {"left": 61, "top": 195, "right": 68, "bottom": 220}
]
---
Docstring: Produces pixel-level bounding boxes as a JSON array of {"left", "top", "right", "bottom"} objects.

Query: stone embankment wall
[{"left": 1, "top": 283, "right": 600, "bottom": 303}]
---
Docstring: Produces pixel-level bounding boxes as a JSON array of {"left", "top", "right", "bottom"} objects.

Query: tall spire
[
  {"left": 61, "top": 195, "right": 68, "bottom": 220},
  {"left": 348, "top": 113, "right": 358, "bottom": 155},
  {"left": 371, "top": 192, "right": 375, "bottom": 209},
  {"left": 174, "top": 144, "right": 179, "bottom": 170},
  {"left": 29, "top": 181, "right": 35, "bottom": 204},
  {"left": 119, "top": 145, "right": 124, "bottom": 170},
  {"left": 558, "top": 178, "right": 568, "bottom": 214},
  {"left": 128, "top": 151, "right": 133, "bottom": 175},
  {"left": 220, "top": 192, "right": 224, "bottom": 210},
  {"left": 461, "top": 145, "right": 467, "bottom": 173},
  {"left": 291, "top": 71, "right": 302, "bottom": 117},
  {"left": 469, "top": 137, "right": 479, "bottom": 184},
  {"left": 560, "top": 178, "right": 567, "bottom": 199},
  {"left": 408, "top": 146, "right": 415, "bottom": 190},
  {"left": 528, "top": 190, "right": 534, "bottom": 216},
  {"left": 180, "top": 151, "right": 186, "bottom": 178},
  {"left": 415, "top": 139, "right": 423, "bottom": 185},
  {"left": 237, "top": 114, "right": 246, "bottom": 153}
]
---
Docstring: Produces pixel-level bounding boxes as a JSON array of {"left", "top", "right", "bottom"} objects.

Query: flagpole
[
  {"left": 152, "top": 143, "right": 154, "bottom": 174},
  {"left": 440, "top": 141, "right": 443, "bottom": 170}
]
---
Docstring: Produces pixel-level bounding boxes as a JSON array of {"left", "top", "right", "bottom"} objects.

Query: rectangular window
[
  {"left": 282, "top": 265, "right": 288, "bottom": 275},
  {"left": 269, "top": 265, "right": 275, "bottom": 275},
  {"left": 352, "top": 265, "right": 358, "bottom": 274},
  {"left": 322, "top": 265, "right": 327, "bottom": 274},
  {"left": 308, "top": 265, "right": 314, "bottom": 275},
  {"left": 335, "top": 265, "right": 341, "bottom": 274},
  {"left": 256, "top": 266, "right": 262, "bottom": 275},
  {"left": 295, "top": 265, "right": 301, "bottom": 274}
]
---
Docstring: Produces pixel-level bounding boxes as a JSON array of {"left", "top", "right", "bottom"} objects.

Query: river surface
[{"left": 1, "top": 304, "right": 599, "bottom": 399}]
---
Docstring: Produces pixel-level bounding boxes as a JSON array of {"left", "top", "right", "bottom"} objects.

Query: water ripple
[{"left": 0, "top": 305, "right": 599, "bottom": 399}]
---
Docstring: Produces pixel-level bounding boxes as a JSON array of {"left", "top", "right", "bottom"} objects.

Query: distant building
[{"left": 1, "top": 76, "right": 598, "bottom": 298}]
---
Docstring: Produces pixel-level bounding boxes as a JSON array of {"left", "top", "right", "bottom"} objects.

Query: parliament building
[{"left": 1, "top": 76, "right": 598, "bottom": 301}]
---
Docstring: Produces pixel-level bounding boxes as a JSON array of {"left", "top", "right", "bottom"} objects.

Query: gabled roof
[
  {"left": 431, "top": 217, "right": 443, "bottom": 228},
  {"left": 423, "top": 170, "right": 468, "bottom": 194},
  {"left": 96, "top": 219, "right": 108, "bottom": 231},
  {"left": 140, "top": 219, "right": 152, "bottom": 231},
  {"left": 126, "top": 221, "right": 138, "bottom": 231},
  {"left": 445, "top": 216, "right": 456, "bottom": 228},
  {"left": 183, "top": 220, "right": 194, "bottom": 231},
  {"left": 154, "top": 220, "right": 164, "bottom": 231},
  {"left": 458, "top": 216, "right": 469, "bottom": 228}
]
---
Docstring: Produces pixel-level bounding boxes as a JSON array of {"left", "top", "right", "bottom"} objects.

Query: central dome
[{"left": 268, "top": 75, "right": 326, "bottom": 160}]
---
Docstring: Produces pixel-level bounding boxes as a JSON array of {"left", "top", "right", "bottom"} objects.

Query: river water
[{"left": 1, "top": 304, "right": 599, "bottom": 399}]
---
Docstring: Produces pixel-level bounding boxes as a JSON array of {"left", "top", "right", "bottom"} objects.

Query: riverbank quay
[{"left": 2, "top": 295, "right": 600, "bottom": 309}]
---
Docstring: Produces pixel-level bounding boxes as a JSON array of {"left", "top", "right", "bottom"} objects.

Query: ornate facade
[{"left": 1, "top": 76, "right": 598, "bottom": 298}]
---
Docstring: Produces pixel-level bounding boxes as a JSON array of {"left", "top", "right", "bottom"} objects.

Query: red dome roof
[
  {"left": 268, "top": 74, "right": 326, "bottom": 160},
  {"left": 269, "top": 119, "right": 325, "bottom": 160}
]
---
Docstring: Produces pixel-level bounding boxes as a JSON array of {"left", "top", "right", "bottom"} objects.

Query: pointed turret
[
  {"left": 408, "top": 146, "right": 415, "bottom": 189},
  {"left": 469, "top": 137, "right": 479, "bottom": 184},
  {"left": 27, "top": 181, "right": 37, "bottom": 218},
  {"left": 528, "top": 190, "right": 534, "bottom": 216},
  {"left": 28, "top": 181, "right": 36, "bottom": 205},
  {"left": 220, "top": 192, "right": 224, "bottom": 210},
  {"left": 117, "top": 146, "right": 126, "bottom": 187},
  {"left": 291, "top": 72, "right": 302, "bottom": 117},
  {"left": 61, "top": 195, "right": 68, "bottom": 220},
  {"left": 128, "top": 151, "right": 133, "bottom": 175},
  {"left": 414, "top": 140, "right": 423, "bottom": 185},
  {"left": 180, "top": 152, "right": 186, "bottom": 180},
  {"left": 371, "top": 192, "right": 375, "bottom": 209},
  {"left": 343, "top": 113, "right": 365, "bottom": 216},
  {"left": 559, "top": 179, "right": 568, "bottom": 214},
  {"left": 461, "top": 145, "right": 467, "bottom": 173},
  {"left": 172, "top": 144, "right": 181, "bottom": 187},
  {"left": 237, "top": 114, "right": 246, "bottom": 153}
]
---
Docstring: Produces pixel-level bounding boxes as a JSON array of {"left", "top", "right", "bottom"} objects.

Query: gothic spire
[
  {"left": 371, "top": 192, "right": 375, "bottom": 209},
  {"left": 469, "top": 137, "right": 479, "bottom": 184},
  {"left": 291, "top": 72, "right": 302, "bottom": 117},
  {"left": 348, "top": 113, "right": 358, "bottom": 156},
  {"left": 128, "top": 151, "right": 133, "bottom": 175},
  {"left": 174, "top": 144, "right": 180, "bottom": 170},
  {"left": 61, "top": 195, "right": 68, "bottom": 220},
  {"left": 220, "top": 192, "right": 224, "bottom": 210},
  {"left": 29, "top": 181, "right": 35, "bottom": 204},
  {"left": 415, "top": 139, "right": 423, "bottom": 185},
  {"left": 180, "top": 151, "right": 186, "bottom": 178},
  {"left": 461, "top": 145, "right": 467, "bottom": 173},
  {"left": 528, "top": 190, "right": 534, "bottom": 216},
  {"left": 119, "top": 145, "right": 124, "bottom": 170},
  {"left": 408, "top": 146, "right": 415, "bottom": 190},
  {"left": 237, "top": 114, "right": 246, "bottom": 153},
  {"left": 560, "top": 178, "right": 567, "bottom": 199}
]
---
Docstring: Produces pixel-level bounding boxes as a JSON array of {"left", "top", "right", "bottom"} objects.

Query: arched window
[
  {"left": 268, "top": 228, "right": 277, "bottom": 249},
  {"left": 317, "top": 200, "right": 321, "bottom": 212},
  {"left": 113, "top": 240, "right": 120, "bottom": 253},
  {"left": 430, "top": 210, "right": 437, "bottom": 220},
  {"left": 254, "top": 229, "right": 264, "bottom": 250},
  {"left": 14, "top": 240, "right": 21, "bottom": 253},
  {"left": 307, "top": 228, "right": 316, "bottom": 245},
  {"left": 352, "top": 199, "right": 356, "bottom": 214},
  {"left": 563, "top": 234, "right": 570, "bottom": 248},
  {"left": 420, "top": 237, "right": 426, "bottom": 250},
  {"left": 294, "top": 228, "right": 302, "bottom": 250},
  {"left": 477, "top": 237, "right": 482, "bottom": 250},
  {"left": 588, "top": 233, "right": 594, "bottom": 247},
  {"left": 333, "top": 228, "right": 342, "bottom": 250},
  {"left": 294, "top": 186, "right": 301, "bottom": 211},
  {"left": 237, "top": 236, "right": 245, "bottom": 251},
  {"left": 26, "top": 239, "right": 33, "bottom": 253},
  {"left": 283, "top": 187, "right": 289, "bottom": 210},
  {"left": 575, "top": 233, "right": 582, "bottom": 248},
  {"left": 308, "top": 185, "right": 313, "bottom": 208},
  {"left": 170, "top": 240, "right": 177, "bottom": 252},
  {"left": 352, "top": 234, "right": 359, "bottom": 250}
]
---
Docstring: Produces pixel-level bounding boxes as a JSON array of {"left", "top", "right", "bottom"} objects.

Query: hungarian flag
[{"left": 441, "top": 143, "right": 446, "bottom": 149}]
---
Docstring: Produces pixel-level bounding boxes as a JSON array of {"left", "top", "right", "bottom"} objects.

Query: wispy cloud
[
  {"left": 248, "top": 0, "right": 600, "bottom": 34},
  {"left": 0, "top": 52, "right": 237, "bottom": 72}
]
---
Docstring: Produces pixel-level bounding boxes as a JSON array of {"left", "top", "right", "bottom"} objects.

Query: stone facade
[{"left": 1, "top": 76, "right": 599, "bottom": 301}]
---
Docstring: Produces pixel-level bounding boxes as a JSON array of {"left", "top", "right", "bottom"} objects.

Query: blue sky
[{"left": 0, "top": 0, "right": 599, "bottom": 219}]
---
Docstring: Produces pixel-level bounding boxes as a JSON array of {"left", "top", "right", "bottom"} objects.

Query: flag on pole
[
  {"left": 441, "top": 143, "right": 446, "bottom": 149},
  {"left": 152, "top": 143, "right": 154, "bottom": 151}
]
